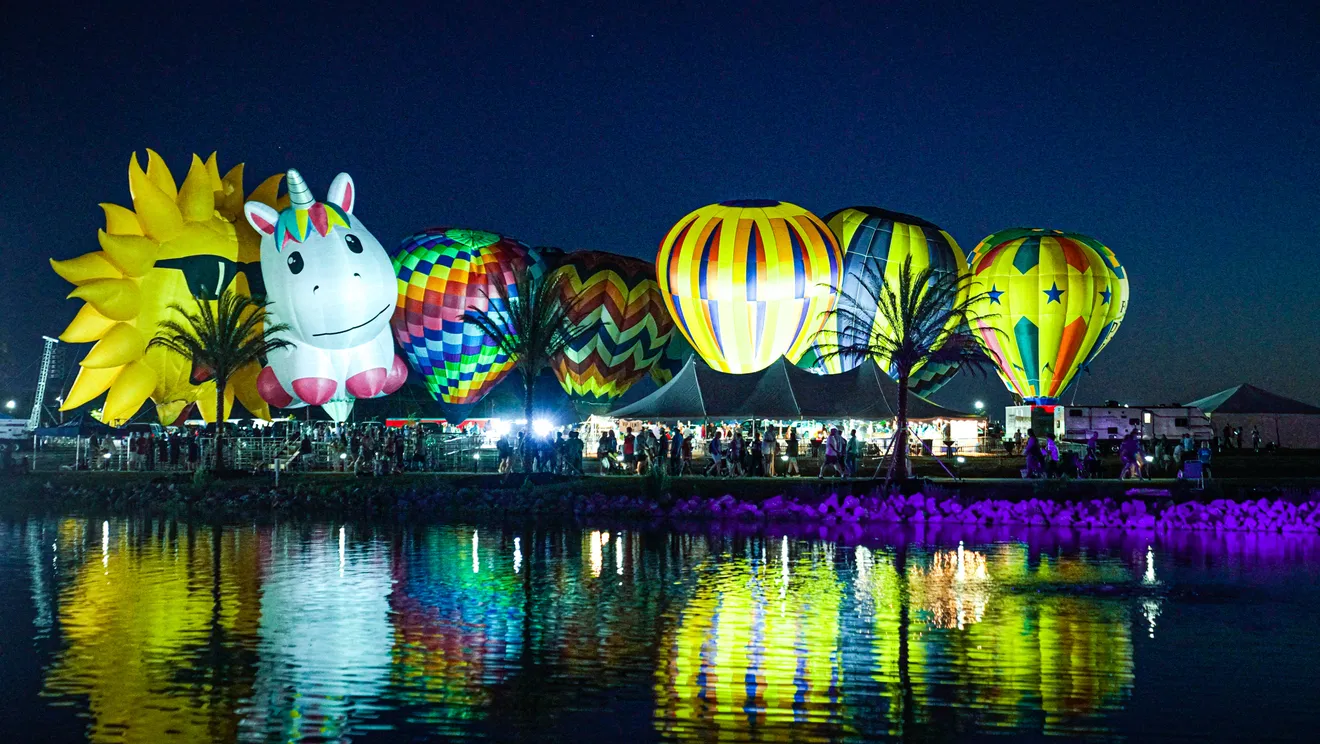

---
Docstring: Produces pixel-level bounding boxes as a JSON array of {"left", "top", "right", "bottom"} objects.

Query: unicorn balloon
[{"left": 244, "top": 170, "right": 406, "bottom": 419}]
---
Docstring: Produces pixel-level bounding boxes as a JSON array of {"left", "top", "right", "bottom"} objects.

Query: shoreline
[{"left": 4, "top": 472, "right": 1319, "bottom": 534}]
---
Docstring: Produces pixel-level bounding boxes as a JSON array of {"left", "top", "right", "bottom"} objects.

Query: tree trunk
[
  {"left": 887, "top": 370, "right": 910, "bottom": 486},
  {"left": 213, "top": 380, "right": 225, "bottom": 472},
  {"left": 522, "top": 370, "right": 536, "bottom": 473}
]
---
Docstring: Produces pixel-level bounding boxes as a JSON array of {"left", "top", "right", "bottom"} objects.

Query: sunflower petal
[
  {"left": 144, "top": 148, "right": 178, "bottom": 200},
  {"left": 81, "top": 323, "right": 147, "bottom": 368},
  {"left": 247, "top": 173, "right": 284, "bottom": 207},
  {"left": 178, "top": 154, "right": 216, "bottom": 222},
  {"left": 100, "top": 203, "right": 144, "bottom": 236},
  {"left": 220, "top": 163, "right": 246, "bottom": 220},
  {"left": 129, "top": 154, "right": 184, "bottom": 242},
  {"left": 62, "top": 364, "right": 123, "bottom": 410},
  {"left": 96, "top": 230, "right": 158, "bottom": 277},
  {"left": 60, "top": 304, "right": 118, "bottom": 343},
  {"left": 204, "top": 152, "right": 224, "bottom": 192},
  {"left": 51, "top": 253, "right": 122, "bottom": 285},
  {"left": 68, "top": 278, "right": 141, "bottom": 321},
  {"left": 102, "top": 360, "right": 157, "bottom": 424}
]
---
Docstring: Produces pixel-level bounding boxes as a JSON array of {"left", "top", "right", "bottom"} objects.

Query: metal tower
[{"left": 27, "top": 336, "right": 59, "bottom": 431}]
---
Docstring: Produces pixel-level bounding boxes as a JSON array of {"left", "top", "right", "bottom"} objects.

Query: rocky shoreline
[{"left": 5, "top": 473, "right": 1319, "bottom": 534}]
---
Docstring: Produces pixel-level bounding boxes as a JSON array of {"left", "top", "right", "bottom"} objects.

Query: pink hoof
[
  {"left": 382, "top": 355, "right": 408, "bottom": 394},
  {"left": 346, "top": 367, "right": 387, "bottom": 398},
  {"left": 292, "top": 377, "right": 337, "bottom": 406},
  {"left": 257, "top": 366, "right": 293, "bottom": 408}
]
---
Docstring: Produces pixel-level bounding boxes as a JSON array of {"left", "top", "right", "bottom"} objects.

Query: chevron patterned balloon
[
  {"left": 550, "top": 251, "right": 674, "bottom": 405},
  {"left": 390, "top": 228, "right": 547, "bottom": 405},
  {"left": 649, "top": 331, "right": 694, "bottom": 386}
]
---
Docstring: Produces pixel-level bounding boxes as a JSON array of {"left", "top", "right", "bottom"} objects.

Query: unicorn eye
[
  {"left": 287, "top": 251, "right": 304, "bottom": 275},
  {"left": 345, "top": 234, "right": 363, "bottom": 254}
]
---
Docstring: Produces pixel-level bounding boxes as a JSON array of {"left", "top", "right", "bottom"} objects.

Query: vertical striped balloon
[
  {"left": 550, "top": 251, "right": 674, "bottom": 405},
  {"left": 390, "top": 228, "right": 544, "bottom": 405},
  {"left": 795, "top": 206, "right": 967, "bottom": 396},
  {"left": 968, "top": 228, "right": 1129, "bottom": 403},
  {"left": 656, "top": 200, "right": 842, "bottom": 374}
]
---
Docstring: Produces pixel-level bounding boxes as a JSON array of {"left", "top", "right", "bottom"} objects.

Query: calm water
[{"left": 1, "top": 516, "right": 1318, "bottom": 743}]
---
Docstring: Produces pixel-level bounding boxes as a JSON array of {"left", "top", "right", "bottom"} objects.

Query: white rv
[{"left": 1005, "top": 404, "right": 1213, "bottom": 449}]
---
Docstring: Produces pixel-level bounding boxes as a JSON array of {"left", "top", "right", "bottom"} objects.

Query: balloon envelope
[
  {"left": 390, "top": 228, "right": 545, "bottom": 405},
  {"left": 968, "top": 228, "right": 1129, "bottom": 403},
  {"left": 795, "top": 206, "right": 967, "bottom": 397},
  {"left": 649, "top": 332, "right": 694, "bottom": 387},
  {"left": 550, "top": 251, "right": 674, "bottom": 406},
  {"left": 656, "top": 200, "right": 842, "bottom": 374}
]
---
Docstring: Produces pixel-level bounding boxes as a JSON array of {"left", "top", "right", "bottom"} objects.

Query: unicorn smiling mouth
[{"left": 312, "top": 305, "right": 390, "bottom": 337}]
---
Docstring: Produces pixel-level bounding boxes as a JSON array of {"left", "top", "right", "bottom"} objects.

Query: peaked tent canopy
[
  {"left": 1185, "top": 384, "right": 1320, "bottom": 448},
  {"left": 607, "top": 357, "right": 974, "bottom": 421}
]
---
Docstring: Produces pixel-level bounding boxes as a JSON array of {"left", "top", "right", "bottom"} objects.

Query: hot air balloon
[
  {"left": 793, "top": 206, "right": 968, "bottom": 397},
  {"left": 550, "top": 251, "right": 674, "bottom": 406},
  {"left": 390, "top": 228, "right": 546, "bottom": 405},
  {"left": 656, "top": 200, "right": 842, "bottom": 374},
  {"left": 649, "top": 332, "right": 694, "bottom": 387},
  {"left": 968, "top": 228, "right": 1128, "bottom": 403},
  {"left": 53, "top": 149, "right": 283, "bottom": 426}
]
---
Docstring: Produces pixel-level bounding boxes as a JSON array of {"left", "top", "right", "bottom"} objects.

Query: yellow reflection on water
[{"left": 43, "top": 519, "right": 263, "bottom": 743}]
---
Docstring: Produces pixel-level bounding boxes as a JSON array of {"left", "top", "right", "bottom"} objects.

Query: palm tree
[
  {"left": 813, "top": 255, "right": 992, "bottom": 484},
  {"left": 462, "top": 265, "right": 584, "bottom": 468},
  {"left": 148, "top": 289, "right": 291, "bottom": 471}
]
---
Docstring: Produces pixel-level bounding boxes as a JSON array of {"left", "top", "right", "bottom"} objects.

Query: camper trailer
[{"left": 1005, "top": 404, "right": 1213, "bottom": 450}]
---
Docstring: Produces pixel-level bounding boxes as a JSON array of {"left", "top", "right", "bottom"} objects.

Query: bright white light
[
  {"left": 974, "top": 400, "right": 984, "bottom": 410},
  {"left": 513, "top": 537, "right": 522, "bottom": 574},
  {"left": 533, "top": 418, "right": 554, "bottom": 437},
  {"left": 473, "top": 453, "right": 481, "bottom": 460},
  {"left": 616, "top": 535, "right": 624, "bottom": 576},
  {"left": 4, "top": 400, "right": 14, "bottom": 410},
  {"left": 102, "top": 521, "right": 109, "bottom": 569},
  {"left": 339, "top": 452, "right": 347, "bottom": 460},
  {"left": 339, "top": 526, "right": 345, "bottom": 576},
  {"left": 780, "top": 455, "right": 788, "bottom": 461},
  {"left": 1144, "top": 455, "right": 1154, "bottom": 463},
  {"left": 472, "top": 531, "right": 480, "bottom": 574},
  {"left": 492, "top": 419, "right": 511, "bottom": 436},
  {"left": 956, "top": 456, "right": 966, "bottom": 464},
  {"left": 103, "top": 452, "right": 112, "bottom": 459}
]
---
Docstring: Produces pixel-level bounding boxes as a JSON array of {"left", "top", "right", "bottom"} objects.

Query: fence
[{"left": 27, "top": 432, "right": 493, "bottom": 474}]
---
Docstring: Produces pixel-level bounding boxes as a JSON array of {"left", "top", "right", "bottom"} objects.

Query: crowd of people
[{"left": 1016, "top": 428, "right": 1222, "bottom": 480}]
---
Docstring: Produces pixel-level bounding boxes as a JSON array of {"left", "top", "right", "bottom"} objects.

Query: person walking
[
  {"left": 706, "top": 430, "right": 725, "bottom": 476},
  {"left": 820, "top": 427, "right": 845, "bottom": 478},
  {"left": 846, "top": 429, "right": 861, "bottom": 478},
  {"left": 763, "top": 427, "right": 777, "bottom": 477},
  {"left": 785, "top": 428, "right": 800, "bottom": 476}
]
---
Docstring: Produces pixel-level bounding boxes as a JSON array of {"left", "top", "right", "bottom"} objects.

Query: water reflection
[{"left": 5, "top": 518, "right": 1319, "bottom": 741}]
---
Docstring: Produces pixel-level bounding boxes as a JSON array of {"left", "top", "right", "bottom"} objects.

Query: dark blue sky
[{"left": 2, "top": 0, "right": 1317, "bottom": 412}]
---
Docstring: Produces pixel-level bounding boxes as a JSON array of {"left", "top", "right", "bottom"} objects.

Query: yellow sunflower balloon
[{"left": 52, "top": 150, "right": 287, "bottom": 425}]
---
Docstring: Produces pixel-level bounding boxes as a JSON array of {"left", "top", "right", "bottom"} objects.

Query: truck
[{"left": 1004, "top": 403, "right": 1214, "bottom": 451}]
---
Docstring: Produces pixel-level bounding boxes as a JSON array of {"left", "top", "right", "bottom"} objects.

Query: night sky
[{"left": 2, "top": 0, "right": 1317, "bottom": 414}]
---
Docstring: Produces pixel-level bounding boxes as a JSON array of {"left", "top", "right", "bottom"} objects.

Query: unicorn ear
[
  {"left": 326, "top": 173, "right": 355, "bottom": 214},
  {"left": 244, "top": 201, "right": 280, "bottom": 236}
]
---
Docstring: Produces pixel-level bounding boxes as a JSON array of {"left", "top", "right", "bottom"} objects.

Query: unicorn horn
[{"left": 286, "top": 169, "right": 314, "bottom": 210}]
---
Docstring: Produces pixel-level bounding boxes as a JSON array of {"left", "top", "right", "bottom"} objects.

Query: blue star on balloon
[
  {"left": 1044, "top": 282, "right": 1065, "bottom": 303},
  {"left": 987, "top": 285, "right": 1004, "bottom": 304},
  {"left": 1100, "top": 286, "right": 1112, "bottom": 304}
]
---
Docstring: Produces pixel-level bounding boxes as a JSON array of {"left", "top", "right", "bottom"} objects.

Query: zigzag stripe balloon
[
  {"left": 969, "top": 228, "right": 1129, "bottom": 403},
  {"left": 794, "top": 206, "right": 967, "bottom": 397},
  {"left": 656, "top": 200, "right": 842, "bottom": 374},
  {"left": 551, "top": 251, "right": 674, "bottom": 405},
  {"left": 391, "top": 228, "right": 550, "bottom": 405},
  {"left": 649, "top": 332, "right": 694, "bottom": 386}
]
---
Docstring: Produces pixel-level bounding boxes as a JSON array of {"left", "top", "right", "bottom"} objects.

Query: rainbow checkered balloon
[
  {"left": 390, "top": 228, "right": 549, "bottom": 405},
  {"left": 656, "top": 200, "right": 842, "bottom": 374},
  {"left": 550, "top": 251, "right": 674, "bottom": 405},
  {"left": 968, "top": 228, "right": 1129, "bottom": 403}
]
